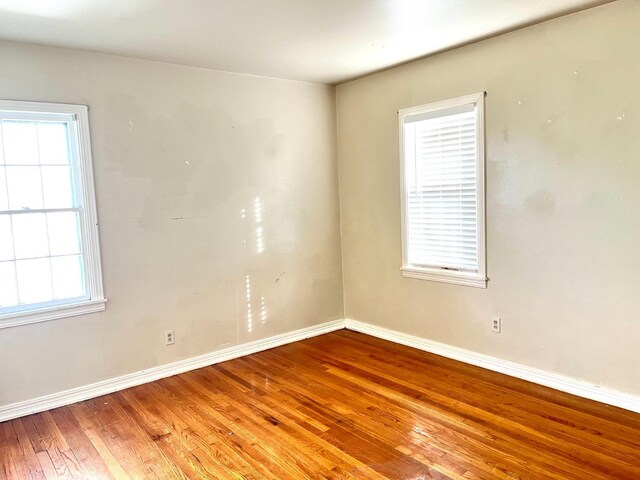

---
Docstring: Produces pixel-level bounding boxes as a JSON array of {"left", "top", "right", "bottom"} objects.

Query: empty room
[{"left": 0, "top": 0, "right": 639, "bottom": 478}]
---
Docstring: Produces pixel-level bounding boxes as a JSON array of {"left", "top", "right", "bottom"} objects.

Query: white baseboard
[
  {"left": 3, "top": 317, "right": 638, "bottom": 422},
  {"left": 0, "top": 319, "right": 344, "bottom": 423},
  {"left": 345, "top": 318, "right": 640, "bottom": 414}
]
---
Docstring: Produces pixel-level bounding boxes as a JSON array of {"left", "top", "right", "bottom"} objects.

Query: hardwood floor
[{"left": 1, "top": 330, "right": 639, "bottom": 479}]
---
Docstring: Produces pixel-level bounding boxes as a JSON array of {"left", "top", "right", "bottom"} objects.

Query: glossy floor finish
[{"left": 1, "top": 331, "right": 639, "bottom": 479}]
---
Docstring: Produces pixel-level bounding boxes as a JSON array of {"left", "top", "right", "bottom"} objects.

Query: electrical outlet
[
  {"left": 491, "top": 317, "right": 501, "bottom": 333},
  {"left": 165, "top": 329, "right": 175, "bottom": 345}
]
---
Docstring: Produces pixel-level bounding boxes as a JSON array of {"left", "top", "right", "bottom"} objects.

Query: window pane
[
  {"left": 12, "top": 213, "right": 49, "bottom": 259},
  {"left": 404, "top": 105, "right": 479, "bottom": 272},
  {"left": 47, "top": 212, "right": 81, "bottom": 256},
  {"left": 2, "top": 121, "right": 39, "bottom": 165},
  {"left": 51, "top": 255, "right": 85, "bottom": 300},
  {"left": 0, "top": 216, "right": 14, "bottom": 261},
  {"left": 6, "top": 166, "right": 44, "bottom": 210},
  {"left": 16, "top": 258, "right": 53, "bottom": 304},
  {"left": 42, "top": 166, "right": 75, "bottom": 208},
  {"left": 0, "top": 167, "right": 8, "bottom": 211},
  {"left": 0, "top": 103, "right": 103, "bottom": 316},
  {"left": 37, "top": 122, "right": 70, "bottom": 165},
  {"left": 0, "top": 262, "right": 18, "bottom": 307}
]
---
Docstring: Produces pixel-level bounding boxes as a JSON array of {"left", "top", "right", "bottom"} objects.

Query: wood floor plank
[
  {"left": 321, "top": 331, "right": 640, "bottom": 445},
  {"left": 105, "top": 392, "right": 187, "bottom": 480},
  {"left": 165, "top": 375, "right": 338, "bottom": 478},
  {"left": 1, "top": 331, "right": 639, "bottom": 479},
  {"left": 277, "top": 345, "right": 624, "bottom": 478},
  {"left": 48, "top": 406, "right": 115, "bottom": 479},
  {"left": 33, "top": 451, "right": 57, "bottom": 480},
  {"left": 10, "top": 419, "right": 45, "bottom": 480},
  {"left": 333, "top": 331, "right": 640, "bottom": 429},
  {"left": 248, "top": 349, "right": 547, "bottom": 479}
]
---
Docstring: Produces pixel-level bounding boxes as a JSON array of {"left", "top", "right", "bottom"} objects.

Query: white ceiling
[{"left": 0, "top": 0, "right": 610, "bottom": 84}]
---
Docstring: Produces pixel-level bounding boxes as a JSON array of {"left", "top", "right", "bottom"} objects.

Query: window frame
[
  {"left": 399, "top": 92, "right": 487, "bottom": 288},
  {"left": 0, "top": 100, "right": 105, "bottom": 329}
]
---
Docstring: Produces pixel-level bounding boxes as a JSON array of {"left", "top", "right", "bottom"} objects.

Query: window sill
[
  {"left": 401, "top": 266, "right": 487, "bottom": 288},
  {"left": 0, "top": 299, "right": 107, "bottom": 330}
]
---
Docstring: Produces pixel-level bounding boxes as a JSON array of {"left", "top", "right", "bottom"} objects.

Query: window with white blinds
[
  {"left": 0, "top": 100, "right": 105, "bottom": 328},
  {"left": 399, "top": 92, "right": 486, "bottom": 288}
]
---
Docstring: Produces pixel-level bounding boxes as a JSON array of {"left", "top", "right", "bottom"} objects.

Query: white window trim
[
  {"left": 399, "top": 92, "right": 487, "bottom": 288},
  {"left": 0, "top": 100, "right": 106, "bottom": 329}
]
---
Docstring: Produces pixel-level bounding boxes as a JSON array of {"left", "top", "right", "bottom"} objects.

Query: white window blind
[
  {"left": 0, "top": 100, "right": 105, "bottom": 328},
  {"left": 400, "top": 93, "right": 486, "bottom": 288}
]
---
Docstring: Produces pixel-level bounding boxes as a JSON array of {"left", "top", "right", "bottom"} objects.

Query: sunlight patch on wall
[
  {"left": 254, "top": 197, "right": 265, "bottom": 253},
  {"left": 245, "top": 274, "right": 252, "bottom": 333}
]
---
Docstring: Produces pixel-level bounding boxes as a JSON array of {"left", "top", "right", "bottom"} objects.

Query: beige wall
[
  {"left": 0, "top": 42, "right": 343, "bottom": 406},
  {"left": 337, "top": 0, "right": 640, "bottom": 395}
]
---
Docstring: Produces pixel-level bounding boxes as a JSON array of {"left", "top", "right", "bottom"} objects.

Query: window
[
  {"left": 399, "top": 92, "right": 486, "bottom": 288},
  {"left": 0, "top": 100, "right": 105, "bottom": 328}
]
